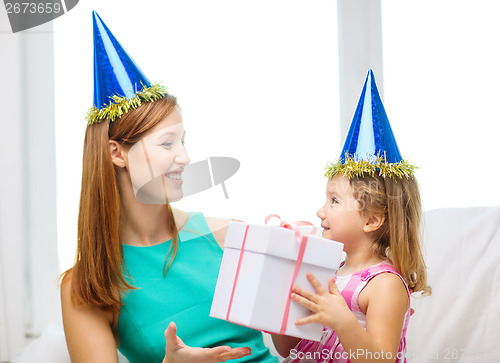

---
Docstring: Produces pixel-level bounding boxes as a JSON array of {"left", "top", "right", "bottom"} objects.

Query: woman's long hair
[
  {"left": 61, "top": 95, "right": 179, "bottom": 312},
  {"left": 350, "top": 174, "right": 431, "bottom": 295}
]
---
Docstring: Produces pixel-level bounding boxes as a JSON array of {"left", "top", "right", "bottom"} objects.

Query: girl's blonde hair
[
  {"left": 349, "top": 174, "right": 431, "bottom": 295},
  {"left": 61, "top": 95, "right": 180, "bottom": 312}
]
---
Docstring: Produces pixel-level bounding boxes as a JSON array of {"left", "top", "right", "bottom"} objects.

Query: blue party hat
[
  {"left": 325, "top": 70, "right": 416, "bottom": 179},
  {"left": 86, "top": 11, "right": 167, "bottom": 125}
]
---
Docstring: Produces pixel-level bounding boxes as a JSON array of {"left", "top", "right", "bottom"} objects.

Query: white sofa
[
  {"left": 406, "top": 207, "right": 500, "bottom": 362},
  {"left": 12, "top": 207, "right": 500, "bottom": 363}
]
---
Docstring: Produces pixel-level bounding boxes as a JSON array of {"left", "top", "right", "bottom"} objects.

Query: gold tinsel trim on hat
[
  {"left": 86, "top": 83, "right": 168, "bottom": 125},
  {"left": 324, "top": 153, "right": 417, "bottom": 180}
]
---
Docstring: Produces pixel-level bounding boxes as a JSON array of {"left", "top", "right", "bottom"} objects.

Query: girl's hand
[
  {"left": 291, "top": 272, "right": 352, "bottom": 330},
  {"left": 163, "top": 322, "right": 252, "bottom": 363}
]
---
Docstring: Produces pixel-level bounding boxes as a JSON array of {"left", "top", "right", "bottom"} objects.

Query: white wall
[
  {"left": 54, "top": 0, "right": 340, "bottom": 273},
  {"left": 0, "top": 10, "right": 60, "bottom": 362}
]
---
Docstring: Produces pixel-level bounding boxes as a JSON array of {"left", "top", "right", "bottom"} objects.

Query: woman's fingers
[
  {"left": 165, "top": 321, "right": 177, "bottom": 339},
  {"left": 190, "top": 346, "right": 250, "bottom": 362},
  {"left": 165, "top": 322, "right": 181, "bottom": 348},
  {"left": 205, "top": 346, "right": 231, "bottom": 356},
  {"left": 163, "top": 325, "right": 251, "bottom": 363},
  {"left": 216, "top": 347, "right": 252, "bottom": 361},
  {"left": 164, "top": 322, "right": 187, "bottom": 356}
]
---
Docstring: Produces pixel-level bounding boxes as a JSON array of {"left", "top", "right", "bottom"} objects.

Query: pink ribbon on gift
[
  {"left": 226, "top": 224, "right": 250, "bottom": 321},
  {"left": 264, "top": 214, "right": 316, "bottom": 335}
]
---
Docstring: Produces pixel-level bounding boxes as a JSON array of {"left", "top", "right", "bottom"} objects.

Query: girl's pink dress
[{"left": 282, "top": 262, "right": 411, "bottom": 363}]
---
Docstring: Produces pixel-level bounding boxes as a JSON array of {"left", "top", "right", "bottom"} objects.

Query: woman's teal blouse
[{"left": 118, "top": 211, "right": 278, "bottom": 362}]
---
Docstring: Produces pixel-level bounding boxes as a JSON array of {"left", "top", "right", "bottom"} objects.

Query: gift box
[{"left": 210, "top": 219, "right": 344, "bottom": 341}]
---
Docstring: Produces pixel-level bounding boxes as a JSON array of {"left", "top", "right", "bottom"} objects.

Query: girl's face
[
  {"left": 127, "top": 106, "right": 190, "bottom": 203},
  {"left": 317, "top": 175, "right": 368, "bottom": 245}
]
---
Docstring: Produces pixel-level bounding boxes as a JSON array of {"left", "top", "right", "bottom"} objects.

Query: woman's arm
[
  {"left": 60, "top": 276, "right": 119, "bottom": 363},
  {"left": 292, "top": 273, "right": 408, "bottom": 363},
  {"left": 270, "top": 334, "right": 301, "bottom": 358}
]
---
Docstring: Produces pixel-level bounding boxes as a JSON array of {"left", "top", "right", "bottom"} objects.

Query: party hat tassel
[{"left": 86, "top": 82, "right": 167, "bottom": 125}]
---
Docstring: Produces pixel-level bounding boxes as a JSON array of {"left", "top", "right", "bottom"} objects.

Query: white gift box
[{"left": 210, "top": 221, "right": 344, "bottom": 341}]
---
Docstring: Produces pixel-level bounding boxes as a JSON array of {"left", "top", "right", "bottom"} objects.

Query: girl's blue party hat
[
  {"left": 325, "top": 70, "right": 416, "bottom": 180},
  {"left": 86, "top": 11, "right": 167, "bottom": 125}
]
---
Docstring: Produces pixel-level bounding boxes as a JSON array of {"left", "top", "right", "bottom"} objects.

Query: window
[{"left": 382, "top": 1, "right": 500, "bottom": 210}]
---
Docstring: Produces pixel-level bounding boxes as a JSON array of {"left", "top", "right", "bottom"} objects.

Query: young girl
[
  {"left": 60, "top": 12, "right": 277, "bottom": 363},
  {"left": 272, "top": 70, "right": 431, "bottom": 362}
]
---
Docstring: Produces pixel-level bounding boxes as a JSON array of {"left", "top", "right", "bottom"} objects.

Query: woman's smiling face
[{"left": 127, "top": 106, "right": 190, "bottom": 203}]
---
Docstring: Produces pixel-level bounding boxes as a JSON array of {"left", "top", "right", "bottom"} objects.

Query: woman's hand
[
  {"left": 291, "top": 272, "right": 352, "bottom": 330},
  {"left": 163, "top": 322, "right": 252, "bottom": 363}
]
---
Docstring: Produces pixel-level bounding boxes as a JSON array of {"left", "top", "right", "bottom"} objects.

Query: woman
[{"left": 60, "top": 11, "right": 278, "bottom": 363}]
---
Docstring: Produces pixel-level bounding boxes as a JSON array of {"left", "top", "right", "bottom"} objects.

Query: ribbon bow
[{"left": 264, "top": 214, "right": 317, "bottom": 242}]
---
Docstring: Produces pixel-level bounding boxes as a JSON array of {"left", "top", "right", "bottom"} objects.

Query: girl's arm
[
  {"left": 270, "top": 334, "right": 301, "bottom": 358},
  {"left": 292, "top": 273, "right": 408, "bottom": 363},
  {"left": 60, "top": 277, "right": 119, "bottom": 363}
]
